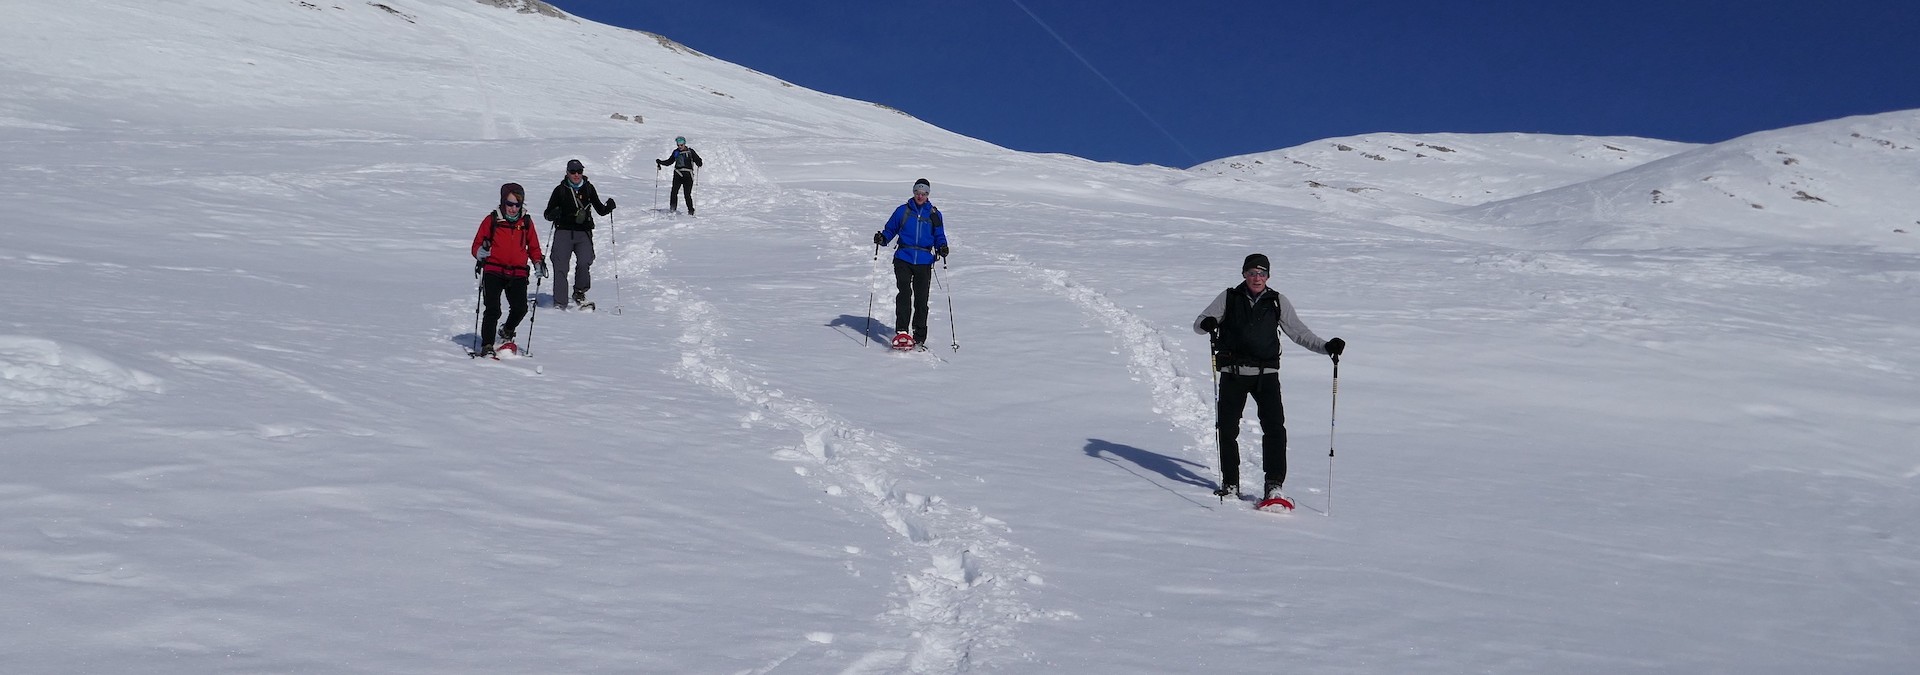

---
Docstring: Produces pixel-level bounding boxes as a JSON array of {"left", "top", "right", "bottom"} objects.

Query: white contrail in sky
[{"left": 1007, "top": 0, "right": 1202, "bottom": 165}]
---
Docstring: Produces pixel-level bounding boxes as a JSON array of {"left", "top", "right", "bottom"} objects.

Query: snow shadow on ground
[
  {"left": 1083, "top": 438, "right": 1214, "bottom": 492},
  {"left": 826, "top": 313, "right": 896, "bottom": 345},
  {"left": 450, "top": 333, "right": 484, "bottom": 353}
]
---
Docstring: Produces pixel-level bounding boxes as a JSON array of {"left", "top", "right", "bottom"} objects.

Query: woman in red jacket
[{"left": 470, "top": 183, "right": 546, "bottom": 356}]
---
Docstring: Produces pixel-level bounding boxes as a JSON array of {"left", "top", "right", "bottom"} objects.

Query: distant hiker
[
  {"left": 1193, "top": 253, "right": 1344, "bottom": 509},
  {"left": 471, "top": 183, "right": 546, "bottom": 356},
  {"left": 542, "top": 158, "right": 615, "bottom": 310},
  {"left": 654, "top": 136, "right": 704, "bottom": 214},
  {"left": 872, "top": 178, "right": 948, "bottom": 350}
]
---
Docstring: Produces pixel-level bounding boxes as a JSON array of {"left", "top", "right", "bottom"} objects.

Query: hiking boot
[
  {"left": 1212, "top": 484, "right": 1240, "bottom": 499},
  {"left": 571, "top": 290, "right": 588, "bottom": 305},
  {"left": 1260, "top": 483, "right": 1295, "bottom": 510},
  {"left": 498, "top": 325, "right": 516, "bottom": 342}
]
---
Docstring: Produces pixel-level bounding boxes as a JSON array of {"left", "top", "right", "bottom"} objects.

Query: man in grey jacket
[{"left": 1194, "top": 253, "right": 1345, "bottom": 507}]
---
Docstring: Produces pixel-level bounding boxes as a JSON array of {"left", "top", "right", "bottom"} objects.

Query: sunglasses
[
  {"left": 913, "top": 188, "right": 930, "bottom": 196},
  {"left": 1244, "top": 269, "right": 1270, "bottom": 278},
  {"left": 503, "top": 201, "right": 522, "bottom": 208}
]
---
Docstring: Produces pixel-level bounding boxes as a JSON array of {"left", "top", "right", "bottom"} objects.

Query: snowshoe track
[{"left": 617, "top": 179, "right": 1044, "bottom": 674}]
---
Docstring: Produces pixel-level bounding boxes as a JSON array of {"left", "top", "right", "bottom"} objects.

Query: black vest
[{"left": 1214, "top": 285, "right": 1280, "bottom": 367}]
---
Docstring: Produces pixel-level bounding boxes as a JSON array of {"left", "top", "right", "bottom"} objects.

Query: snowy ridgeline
[{"left": 1, "top": 1, "right": 1918, "bottom": 674}]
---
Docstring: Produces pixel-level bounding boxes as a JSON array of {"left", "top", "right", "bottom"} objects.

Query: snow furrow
[
  {"left": 989, "top": 252, "right": 1218, "bottom": 464},
  {"left": 614, "top": 187, "right": 1043, "bottom": 674}
]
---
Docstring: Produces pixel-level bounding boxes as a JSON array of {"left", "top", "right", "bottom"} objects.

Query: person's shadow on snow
[
  {"left": 827, "top": 314, "right": 896, "bottom": 345},
  {"left": 1084, "top": 439, "right": 1216, "bottom": 493}
]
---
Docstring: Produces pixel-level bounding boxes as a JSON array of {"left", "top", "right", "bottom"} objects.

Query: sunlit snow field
[{"left": 2, "top": 2, "right": 1917, "bottom": 673}]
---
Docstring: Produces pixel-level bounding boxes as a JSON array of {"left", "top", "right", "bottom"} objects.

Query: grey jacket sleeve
[
  {"left": 1274, "top": 292, "right": 1329, "bottom": 355},
  {"left": 1193, "top": 289, "right": 1230, "bottom": 334}
]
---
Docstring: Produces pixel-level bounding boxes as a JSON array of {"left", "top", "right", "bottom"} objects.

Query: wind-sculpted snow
[{"left": 0, "top": 336, "right": 162, "bottom": 430}]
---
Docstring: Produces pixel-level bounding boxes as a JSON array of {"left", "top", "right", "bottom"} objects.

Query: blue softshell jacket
[{"left": 880, "top": 200, "right": 946, "bottom": 265}]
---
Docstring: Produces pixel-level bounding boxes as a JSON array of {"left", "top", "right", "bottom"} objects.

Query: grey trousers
[{"left": 550, "top": 229, "right": 594, "bottom": 304}]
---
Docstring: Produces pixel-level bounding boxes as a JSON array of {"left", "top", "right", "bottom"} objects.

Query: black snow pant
[
  {"left": 669, "top": 172, "right": 695, "bottom": 213},
  {"left": 892, "top": 258, "right": 932, "bottom": 343},
  {"left": 1216, "top": 370, "right": 1288, "bottom": 491},
  {"left": 481, "top": 272, "right": 529, "bottom": 348}
]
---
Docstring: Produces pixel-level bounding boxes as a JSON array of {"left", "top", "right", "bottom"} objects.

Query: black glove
[
  {"left": 1199, "top": 316, "right": 1218, "bottom": 332},
  {"left": 1325, "top": 337, "right": 1345, "bottom": 357},
  {"left": 604, "top": 198, "right": 617, "bottom": 211},
  {"left": 935, "top": 246, "right": 949, "bottom": 260},
  {"left": 873, "top": 231, "right": 887, "bottom": 246}
]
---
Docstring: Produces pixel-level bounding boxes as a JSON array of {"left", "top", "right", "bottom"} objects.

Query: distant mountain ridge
[
  {"left": 1193, "top": 131, "right": 1696, "bottom": 209},
  {"left": 1189, "top": 111, "right": 1920, "bottom": 250},
  {"left": 1458, "top": 110, "right": 1920, "bottom": 248}
]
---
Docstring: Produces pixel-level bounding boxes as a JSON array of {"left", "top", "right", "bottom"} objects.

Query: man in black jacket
[
  {"left": 654, "top": 136, "right": 704, "bottom": 215},
  {"left": 1193, "top": 253, "right": 1345, "bottom": 507},
  {"left": 543, "top": 158, "right": 615, "bottom": 309}
]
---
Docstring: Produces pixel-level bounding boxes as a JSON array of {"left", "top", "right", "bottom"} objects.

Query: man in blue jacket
[{"left": 873, "top": 178, "right": 949, "bottom": 350}]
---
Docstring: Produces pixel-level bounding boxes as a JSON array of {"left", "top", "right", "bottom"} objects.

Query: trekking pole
[
  {"left": 653, "top": 167, "right": 661, "bottom": 212},
  {"left": 1211, "top": 345, "right": 1225, "bottom": 502},
  {"left": 863, "top": 241, "right": 879, "bottom": 347},
  {"left": 523, "top": 269, "right": 542, "bottom": 357},
  {"left": 470, "top": 266, "right": 484, "bottom": 354},
  {"left": 609, "top": 210, "right": 622, "bottom": 315},
  {"left": 935, "top": 259, "right": 958, "bottom": 351},
  {"left": 1326, "top": 357, "right": 1340, "bottom": 516}
]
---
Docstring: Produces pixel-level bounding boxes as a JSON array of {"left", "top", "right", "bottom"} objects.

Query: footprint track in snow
[{"left": 614, "top": 181, "right": 1046, "bottom": 674}]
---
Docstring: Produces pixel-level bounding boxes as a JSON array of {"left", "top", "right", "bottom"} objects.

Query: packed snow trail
[{"left": 600, "top": 151, "right": 1051, "bottom": 673}]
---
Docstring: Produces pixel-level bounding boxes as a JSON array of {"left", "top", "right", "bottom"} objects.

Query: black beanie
[{"left": 1242, "top": 253, "right": 1270, "bottom": 274}]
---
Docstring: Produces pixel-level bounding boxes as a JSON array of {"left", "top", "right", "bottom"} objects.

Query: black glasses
[
  {"left": 503, "top": 201, "right": 522, "bottom": 208},
  {"left": 1244, "top": 269, "right": 1269, "bottom": 278}
]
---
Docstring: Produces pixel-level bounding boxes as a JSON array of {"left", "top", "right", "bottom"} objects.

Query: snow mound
[{"left": 0, "top": 336, "right": 162, "bottom": 429}]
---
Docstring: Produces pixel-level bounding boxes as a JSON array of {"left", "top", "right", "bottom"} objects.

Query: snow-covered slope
[
  {"left": 0, "top": 0, "right": 982, "bottom": 149},
  {"left": 1457, "top": 110, "right": 1920, "bottom": 249},
  {"left": 1190, "top": 131, "right": 1696, "bottom": 213},
  {"left": 3, "top": 2, "right": 1918, "bottom": 674}
]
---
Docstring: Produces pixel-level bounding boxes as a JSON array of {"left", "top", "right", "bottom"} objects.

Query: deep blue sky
[{"left": 554, "top": 0, "right": 1920, "bottom": 167}]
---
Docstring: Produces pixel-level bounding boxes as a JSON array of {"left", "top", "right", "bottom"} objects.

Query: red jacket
[{"left": 471, "top": 210, "right": 544, "bottom": 277}]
